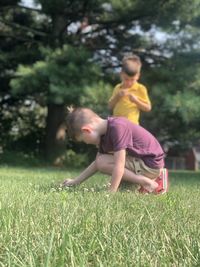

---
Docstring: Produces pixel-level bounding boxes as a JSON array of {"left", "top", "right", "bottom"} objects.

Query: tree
[
  {"left": 1, "top": 0, "right": 200, "bottom": 163},
  {"left": 11, "top": 45, "right": 103, "bottom": 161},
  {"left": 0, "top": 0, "right": 45, "bottom": 154},
  {"left": 141, "top": 23, "right": 200, "bottom": 151}
]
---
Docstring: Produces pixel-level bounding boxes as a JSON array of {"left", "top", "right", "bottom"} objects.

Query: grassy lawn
[{"left": 0, "top": 166, "right": 200, "bottom": 267}]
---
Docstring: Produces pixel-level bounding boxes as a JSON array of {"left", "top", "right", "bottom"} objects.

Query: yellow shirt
[{"left": 109, "top": 82, "right": 151, "bottom": 124}]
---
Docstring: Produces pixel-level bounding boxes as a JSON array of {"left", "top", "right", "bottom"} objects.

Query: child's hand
[
  {"left": 62, "top": 179, "right": 77, "bottom": 187},
  {"left": 118, "top": 89, "right": 129, "bottom": 97},
  {"left": 128, "top": 93, "right": 138, "bottom": 103}
]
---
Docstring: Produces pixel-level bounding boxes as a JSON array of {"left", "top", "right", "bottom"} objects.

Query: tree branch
[
  {"left": 0, "top": 18, "right": 48, "bottom": 37},
  {"left": 0, "top": 32, "right": 41, "bottom": 44}
]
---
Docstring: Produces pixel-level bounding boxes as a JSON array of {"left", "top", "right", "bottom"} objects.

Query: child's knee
[
  {"left": 95, "top": 155, "right": 105, "bottom": 172},
  {"left": 95, "top": 156, "right": 102, "bottom": 171}
]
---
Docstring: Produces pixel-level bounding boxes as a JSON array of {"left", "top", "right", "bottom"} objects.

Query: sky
[{"left": 20, "top": 0, "right": 37, "bottom": 8}]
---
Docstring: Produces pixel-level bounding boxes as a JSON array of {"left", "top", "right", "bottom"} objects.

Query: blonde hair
[
  {"left": 66, "top": 107, "right": 100, "bottom": 140},
  {"left": 122, "top": 54, "right": 142, "bottom": 76}
]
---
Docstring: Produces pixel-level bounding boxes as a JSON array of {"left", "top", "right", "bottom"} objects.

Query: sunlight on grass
[{"left": 0, "top": 166, "right": 200, "bottom": 266}]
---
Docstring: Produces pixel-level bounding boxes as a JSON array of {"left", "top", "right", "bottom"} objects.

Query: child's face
[{"left": 120, "top": 72, "right": 139, "bottom": 88}]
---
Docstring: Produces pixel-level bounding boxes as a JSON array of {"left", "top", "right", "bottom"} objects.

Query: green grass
[{"left": 0, "top": 166, "right": 200, "bottom": 267}]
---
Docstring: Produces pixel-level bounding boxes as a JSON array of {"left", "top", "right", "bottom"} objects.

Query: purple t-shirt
[{"left": 99, "top": 117, "right": 165, "bottom": 169}]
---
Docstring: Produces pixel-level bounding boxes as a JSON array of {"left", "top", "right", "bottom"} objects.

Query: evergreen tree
[{"left": 1, "top": 0, "right": 200, "bottom": 162}]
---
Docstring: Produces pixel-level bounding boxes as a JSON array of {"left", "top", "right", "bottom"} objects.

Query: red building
[{"left": 185, "top": 147, "right": 200, "bottom": 171}]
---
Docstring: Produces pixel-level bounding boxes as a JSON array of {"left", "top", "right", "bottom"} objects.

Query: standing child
[
  {"left": 108, "top": 54, "right": 151, "bottom": 124},
  {"left": 63, "top": 107, "right": 168, "bottom": 194}
]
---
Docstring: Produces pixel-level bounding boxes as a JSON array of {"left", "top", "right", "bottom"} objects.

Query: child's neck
[
  {"left": 95, "top": 119, "right": 108, "bottom": 135},
  {"left": 121, "top": 82, "right": 136, "bottom": 89}
]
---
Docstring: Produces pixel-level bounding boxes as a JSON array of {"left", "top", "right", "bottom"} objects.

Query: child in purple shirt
[{"left": 63, "top": 107, "right": 168, "bottom": 194}]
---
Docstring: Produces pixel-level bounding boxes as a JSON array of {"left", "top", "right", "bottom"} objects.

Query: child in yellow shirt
[{"left": 108, "top": 54, "right": 151, "bottom": 124}]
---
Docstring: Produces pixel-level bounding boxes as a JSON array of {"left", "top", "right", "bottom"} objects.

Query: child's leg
[{"left": 96, "top": 154, "right": 158, "bottom": 192}]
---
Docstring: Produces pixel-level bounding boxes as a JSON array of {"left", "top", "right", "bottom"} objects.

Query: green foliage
[
  {"left": 1, "top": 100, "right": 46, "bottom": 151},
  {"left": 140, "top": 50, "right": 200, "bottom": 150},
  {"left": 0, "top": 2, "right": 45, "bottom": 153},
  {"left": 80, "top": 81, "right": 113, "bottom": 116},
  {"left": 0, "top": 151, "right": 43, "bottom": 167},
  {"left": 1, "top": 0, "right": 200, "bottom": 159},
  {"left": 37, "top": 0, "right": 98, "bottom": 16},
  {"left": 62, "top": 149, "right": 89, "bottom": 168},
  {"left": 108, "top": 0, "right": 200, "bottom": 29},
  {"left": 11, "top": 45, "right": 101, "bottom": 105},
  {"left": 165, "top": 91, "right": 200, "bottom": 123}
]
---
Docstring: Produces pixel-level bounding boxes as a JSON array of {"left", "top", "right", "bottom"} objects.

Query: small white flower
[{"left": 83, "top": 188, "right": 89, "bottom": 192}]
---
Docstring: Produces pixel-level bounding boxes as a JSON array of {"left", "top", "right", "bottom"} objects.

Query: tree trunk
[
  {"left": 45, "top": 14, "right": 68, "bottom": 164},
  {"left": 45, "top": 104, "right": 66, "bottom": 164}
]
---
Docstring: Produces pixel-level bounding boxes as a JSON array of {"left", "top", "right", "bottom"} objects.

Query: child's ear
[{"left": 81, "top": 126, "right": 92, "bottom": 133}]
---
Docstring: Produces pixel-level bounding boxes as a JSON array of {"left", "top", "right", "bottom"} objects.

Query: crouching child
[{"left": 63, "top": 107, "right": 168, "bottom": 194}]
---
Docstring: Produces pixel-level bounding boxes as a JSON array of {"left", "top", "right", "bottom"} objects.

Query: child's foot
[
  {"left": 154, "top": 168, "right": 169, "bottom": 194},
  {"left": 138, "top": 168, "right": 169, "bottom": 195}
]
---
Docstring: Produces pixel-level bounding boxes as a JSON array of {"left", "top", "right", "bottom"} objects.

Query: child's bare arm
[
  {"left": 108, "top": 90, "right": 128, "bottom": 110},
  {"left": 62, "top": 161, "right": 97, "bottom": 186},
  {"left": 108, "top": 94, "right": 120, "bottom": 110},
  {"left": 128, "top": 94, "right": 151, "bottom": 112},
  {"left": 108, "top": 149, "right": 126, "bottom": 192}
]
